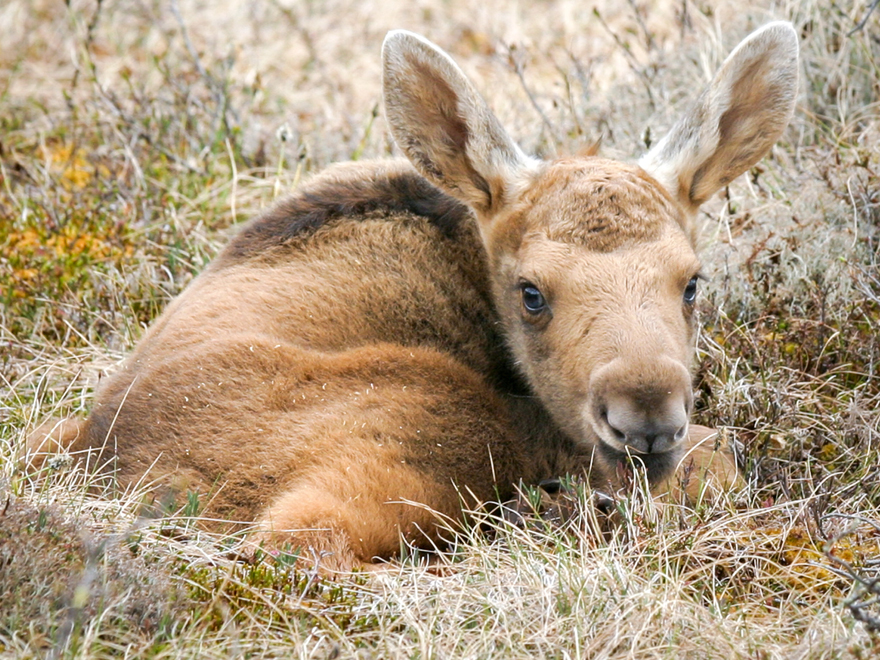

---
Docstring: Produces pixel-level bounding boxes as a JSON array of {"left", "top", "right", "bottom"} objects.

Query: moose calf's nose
[
  {"left": 588, "top": 357, "right": 695, "bottom": 454},
  {"left": 597, "top": 388, "right": 691, "bottom": 454},
  {"left": 604, "top": 402, "right": 689, "bottom": 454}
]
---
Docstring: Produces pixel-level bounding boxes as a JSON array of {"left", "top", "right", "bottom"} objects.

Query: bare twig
[
  {"left": 849, "top": 0, "right": 880, "bottom": 35},
  {"left": 625, "top": 0, "right": 655, "bottom": 52},
  {"left": 169, "top": 0, "right": 241, "bottom": 143},
  {"left": 592, "top": 7, "right": 656, "bottom": 110},
  {"left": 820, "top": 515, "right": 880, "bottom": 631},
  {"left": 91, "top": 79, "right": 208, "bottom": 176},
  {"left": 678, "top": 0, "right": 692, "bottom": 41},
  {"left": 67, "top": 0, "right": 105, "bottom": 108},
  {"left": 505, "top": 43, "right": 560, "bottom": 147}
]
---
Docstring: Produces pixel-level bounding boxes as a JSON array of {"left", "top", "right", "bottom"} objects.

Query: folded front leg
[{"left": 659, "top": 424, "right": 742, "bottom": 502}]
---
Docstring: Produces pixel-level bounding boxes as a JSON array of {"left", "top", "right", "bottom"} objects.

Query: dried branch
[{"left": 849, "top": 0, "right": 880, "bottom": 35}]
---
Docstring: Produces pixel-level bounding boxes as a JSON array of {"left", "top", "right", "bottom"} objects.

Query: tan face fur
[{"left": 488, "top": 159, "right": 701, "bottom": 464}]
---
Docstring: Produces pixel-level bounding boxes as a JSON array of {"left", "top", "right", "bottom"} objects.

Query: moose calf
[{"left": 30, "top": 23, "right": 798, "bottom": 570}]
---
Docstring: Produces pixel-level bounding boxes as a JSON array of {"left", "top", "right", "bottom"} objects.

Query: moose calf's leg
[
  {"left": 253, "top": 459, "right": 468, "bottom": 572},
  {"left": 661, "top": 424, "right": 742, "bottom": 502},
  {"left": 26, "top": 418, "right": 85, "bottom": 464}
]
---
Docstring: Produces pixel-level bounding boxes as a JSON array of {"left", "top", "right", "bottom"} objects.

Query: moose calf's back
[
  {"left": 29, "top": 24, "right": 799, "bottom": 571},
  {"left": 81, "top": 162, "right": 532, "bottom": 541}
]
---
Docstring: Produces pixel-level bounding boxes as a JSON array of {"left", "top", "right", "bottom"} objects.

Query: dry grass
[{"left": 1, "top": 0, "right": 879, "bottom": 657}]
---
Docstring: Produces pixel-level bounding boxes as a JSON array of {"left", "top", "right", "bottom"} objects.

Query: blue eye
[
  {"left": 521, "top": 284, "right": 547, "bottom": 314},
  {"left": 683, "top": 277, "right": 698, "bottom": 304}
]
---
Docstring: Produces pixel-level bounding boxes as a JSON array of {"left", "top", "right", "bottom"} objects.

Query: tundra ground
[{"left": 1, "top": 0, "right": 878, "bottom": 657}]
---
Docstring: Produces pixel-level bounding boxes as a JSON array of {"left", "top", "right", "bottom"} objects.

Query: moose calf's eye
[
  {"left": 521, "top": 284, "right": 547, "bottom": 314},
  {"left": 683, "top": 277, "right": 699, "bottom": 304}
]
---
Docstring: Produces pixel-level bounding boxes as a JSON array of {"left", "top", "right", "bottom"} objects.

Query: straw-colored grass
[{"left": 1, "top": 0, "right": 878, "bottom": 657}]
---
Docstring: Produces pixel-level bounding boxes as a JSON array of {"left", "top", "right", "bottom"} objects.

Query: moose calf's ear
[
  {"left": 639, "top": 22, "right": 799, "bottom": 213},
  {"left": 381, "top": 30, "right": 536, "bottom": 217}
]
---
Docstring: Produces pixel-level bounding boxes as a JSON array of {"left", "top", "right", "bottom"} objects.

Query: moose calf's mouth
[{"left": 594, "top": 403, "right": 690, "bottom": 455}]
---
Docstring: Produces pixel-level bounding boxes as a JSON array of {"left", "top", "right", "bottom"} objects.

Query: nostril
[
  {"left": 673, "top": 424, "right": 688, "bottom": 443},
  {"left": 599, "top": 405, "right": 627, "bottom": 442}
]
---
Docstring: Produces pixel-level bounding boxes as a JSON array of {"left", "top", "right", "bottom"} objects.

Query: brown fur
[{"left": 27, "top": 25, "right": 798, "bottom": 571}]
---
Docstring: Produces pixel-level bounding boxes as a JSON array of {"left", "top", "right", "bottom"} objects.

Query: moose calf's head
[{"left": 383, "top": 24, "right": 798, "bottom": 483}]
